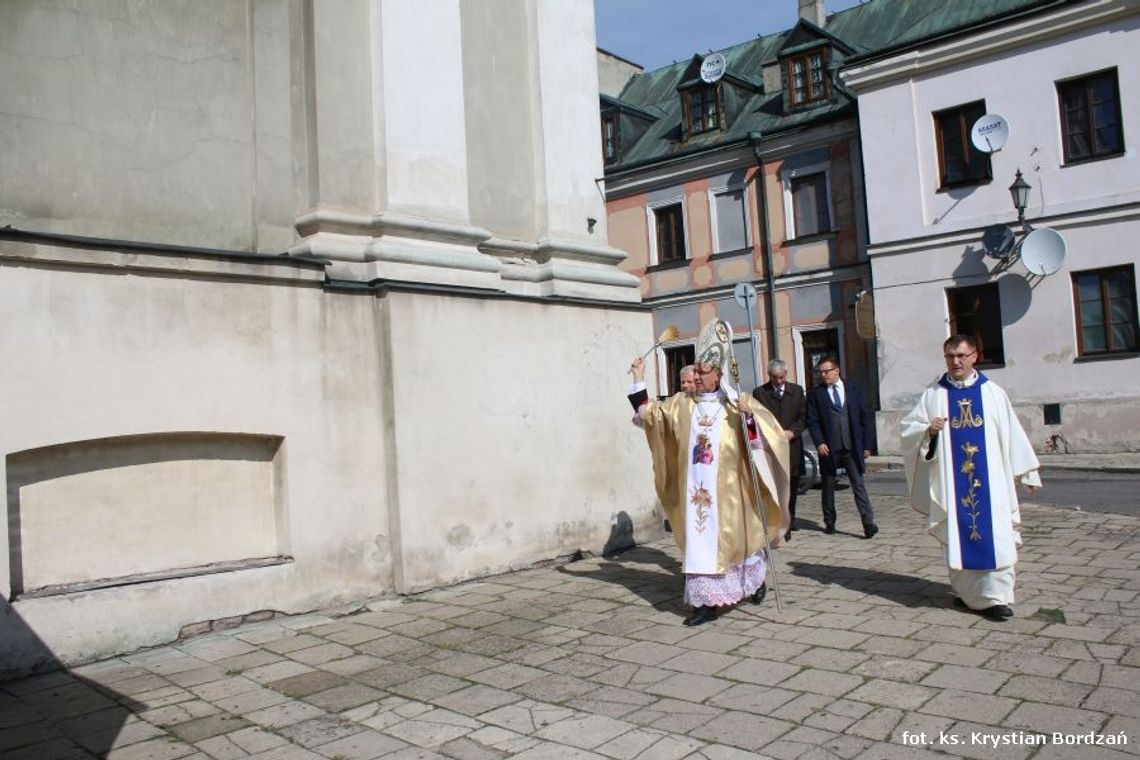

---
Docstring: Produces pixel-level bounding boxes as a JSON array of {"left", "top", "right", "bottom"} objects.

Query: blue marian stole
[{"left": 939, "top": 373, "right": 996, "bottom": 570}]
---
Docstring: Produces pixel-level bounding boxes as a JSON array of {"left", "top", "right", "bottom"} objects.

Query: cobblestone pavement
[{"left": 2, "top": 492, "right": 1138, "bottom": 759}]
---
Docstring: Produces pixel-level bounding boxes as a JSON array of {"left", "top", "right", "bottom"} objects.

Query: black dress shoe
[
  {"left": 824, "top": 525, "right": 836, "bottom": 534},
  {"left": 751, "top": 584, "right": 767, "bottom": 606},
  {"left": 982, "top": 605, "right": 1014, "bottom": 621},
  {"left": 863, "top": 523, "right": 879, "bottom": 539},
  {"left": 683, "top": 606, "right": 718, "bottom": 626},
  {"left": 784, "top": 530, "right": 792, "bottom": 542}
]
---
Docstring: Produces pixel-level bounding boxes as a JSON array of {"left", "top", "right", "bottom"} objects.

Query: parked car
[
  {"left": 800, "top": 433, "right": 845, "bottom": 491},
  {"left": 799, "top": 449, "right": 819, "bottom": 494}
]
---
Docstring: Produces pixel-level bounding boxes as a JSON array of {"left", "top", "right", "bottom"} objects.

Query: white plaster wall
[
  {"left": 384, "top": 292, "right": 659, "bottom": 592},
  {"left": 0, "top": 0, "right": 653, "bottom": 675},
  {"left": 0, "top": 1, "right": 298, "bottom": 251},
  {"left": 872, "top": 214, "right": 1140, "bottom": 452},
  {"left": 856, "top": 15, "right": 1140, "bottom": 245},
  {"left": 850, "top": 6, "right": 1140, "bottom": 453},
  {"left": 461, "top": 0, "right": 540, "bottom": 241},
  {"left": 375, "top": 0, "right": 472, "bottom": 223},
  {"left": 532, "top": 0, "right": 611, "bottom": 243},
  {"left": 309, "top": 0, "right": 378, "bottom": 214},
  {"left": 13, "top": 438, "right": 280, "bottom": 590},
  {"left": 597, "top": 50, "right": 642, "bottom": 98},
  {"left": 0, "top": 242, "right": 660, "bottom": 670},
  {"left": 0, "top": 244, "right": 393, "bottom": 670}
]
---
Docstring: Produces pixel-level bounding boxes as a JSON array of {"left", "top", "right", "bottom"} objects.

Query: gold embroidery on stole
[
  {"left": 950, "top": 398, "right": 984, "bottom": 429},
  {"left": 959, "top": 442, "right": 983, "bottom": 541}
]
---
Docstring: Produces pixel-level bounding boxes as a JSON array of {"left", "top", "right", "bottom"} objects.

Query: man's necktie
[{"left": 830, "top": 384, "right": 842, "bottom": 409}]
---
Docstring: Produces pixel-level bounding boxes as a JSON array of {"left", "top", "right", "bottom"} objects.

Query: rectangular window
[
  {"left": 713, "top": 188, "right": 748, "bottom": 253},
  {"left": 947, "top": 284, "right": 1005, "bottom": 366},
  {"left": 1072, "top": 265, "right": 1138, "bottom": 356},
  {"left": 601, "top": 114, "right": 620, "bottom": 164},
  {"left": 654, "top": 203, "right": 686, "bottom": 264},
  {"left": 733, "top": 337, "right": 760, "bottom": 392},
  {"left": 1058, "top": 69, "right": 1124, "bottom": 164},
  {"left": 785, "top": 50, "right": 829, "bottom": 107},
  {"left": 934, "top": 100, "right": 992, "bottom": 189},
  {"left": 791, "top": 173, "right": 830, "bottom": 238},
  {"left": 664, "top": 345, "right": 695, "bottom": 396},
  {"left": 684, "top": 85, "right": 720, "bottom": 135}
]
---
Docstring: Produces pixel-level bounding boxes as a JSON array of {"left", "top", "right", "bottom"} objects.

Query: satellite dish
[
  {"left": 1020, "top": 227, "right": 1067, "bottom": 276},
  {"left": 981, "top": 224, "right": 1016, "bottom": 259},
  {"left": 971, "top": 114, "right": 1010, "bottom": 153},
  {"left": 700, "top": 53, "right": 726, "bottom": 84}
]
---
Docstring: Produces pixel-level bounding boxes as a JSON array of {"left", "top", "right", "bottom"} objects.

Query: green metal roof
[{"left": 603, "top": 0, "right": 1068, "bottom": 174}]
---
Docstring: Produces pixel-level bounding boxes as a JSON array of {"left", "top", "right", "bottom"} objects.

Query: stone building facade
[{"left": 0, "top": 0, "right": 654, "bottom": 674}]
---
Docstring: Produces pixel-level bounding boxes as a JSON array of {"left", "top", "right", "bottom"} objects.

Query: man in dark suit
[
  {"left": 805, "top": 355, "right": 879, "bottom": 538},
  {"left": 753, "top": 359, "right": 805, "bottom": 542}
]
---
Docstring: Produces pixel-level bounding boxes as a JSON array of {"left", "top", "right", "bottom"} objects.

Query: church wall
[
  {"left": 460, "top": 0, "right": 540, "bottom": 242},
  {"left": 0, "top": 0, "right": 302, "bottom": 253},
  {"left": 0, "top": 240, "right": 659, "bottom": 673},
  {"left": 0, "top": 0, "right": 652, "bottom": 675},
  {"left": 0, "top": 242, "right": 393, "bottom": 673},
  {"left": 383, "top": 291, "right": 659, "bottom": 593}
]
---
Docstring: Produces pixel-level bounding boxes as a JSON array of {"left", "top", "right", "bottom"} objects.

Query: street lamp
[{"left": 1008, "top": 169, "right": 1031, "bottom": 232}]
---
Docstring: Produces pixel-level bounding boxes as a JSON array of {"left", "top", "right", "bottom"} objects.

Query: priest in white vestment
[
  {"left": 901, "top": 335, "right": 1041, "bottom": 621},
  {"left": 627, "top": 319, "right": 790, "bottom": 627}
]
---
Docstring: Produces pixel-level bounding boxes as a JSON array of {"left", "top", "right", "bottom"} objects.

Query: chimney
[{"left": 798, "top": 0, "right": 827, "bottom": 27}]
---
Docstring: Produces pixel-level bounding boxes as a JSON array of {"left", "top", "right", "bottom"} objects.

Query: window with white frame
[
  {"left": 781, "top": 164, "right": 832, "bottom": 241},
  {"left": 732, "top": 336, "right": 760, "bottom": 392},
  {"left": 710, "top": 186, "right": 749, "bottom": 254},
  {"left": 646, "top": 198, "right": 688, "bottom": 266}
]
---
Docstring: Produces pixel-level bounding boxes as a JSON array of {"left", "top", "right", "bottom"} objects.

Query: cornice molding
[
  {"left": 841, "top": 0, "right": 1136, "bottom": 92},
  {"left": 867, "top": 200, "right": 1140, "bottom": 258}
]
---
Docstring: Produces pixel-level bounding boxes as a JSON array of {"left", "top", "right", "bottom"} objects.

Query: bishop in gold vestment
[{"left": 628, "top": 320, "right": 789, "bottom": 626}]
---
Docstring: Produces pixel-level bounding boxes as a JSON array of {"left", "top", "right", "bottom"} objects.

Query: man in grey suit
[
  {"left": 753, "top": 359, "right": 805, "bottom": 542},
  {"left": 806, "top": 355, "right": 879, "bottom": 538}
]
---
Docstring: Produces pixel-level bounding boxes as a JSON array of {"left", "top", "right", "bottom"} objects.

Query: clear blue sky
[{"left": 594, "top": 0, "right": 867, "bottom": 72}]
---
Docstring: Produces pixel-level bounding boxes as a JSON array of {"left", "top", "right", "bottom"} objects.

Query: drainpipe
[{"left": 749, "top": 131, "right": 778, "bottom": 361}]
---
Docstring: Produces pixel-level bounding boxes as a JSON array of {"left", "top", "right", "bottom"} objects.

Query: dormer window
[
  {"left": 601, "top": 113, "right": 620, "bottom": 164},
  {"left": 786, "top": 49, "right": 828, "bottom": 107},
  {"left": 684, "top": 84, "right": 722, "bottom": 135}
]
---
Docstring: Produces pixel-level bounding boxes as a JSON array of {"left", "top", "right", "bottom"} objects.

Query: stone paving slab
[{"left": 2, "top": 492, "right": 1138, "bottom": 758}]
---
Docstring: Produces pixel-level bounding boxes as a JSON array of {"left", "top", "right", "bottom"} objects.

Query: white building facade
[
  {"left": 843, "top": 0, "right": 1140, "bottom": 454},
  {"left": 0, "top": 0, "right": 655, "bottom": 674}
]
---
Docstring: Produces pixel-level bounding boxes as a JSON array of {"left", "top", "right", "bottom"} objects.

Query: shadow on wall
[
  {"left": 951, "top": 244, "right": 992, "bottom": 285},
  {"left": 602, "top": 510, "right": 636, "bottom": 556},
  {"left": 997, "top": 273, "right": 1033, "bottom": 324},
  {"left": 1, "top": 596, "right": 140, "bottom": 757}
]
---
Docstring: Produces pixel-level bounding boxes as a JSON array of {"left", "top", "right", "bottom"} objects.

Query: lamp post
[{"left": 1008, "top": 169, "right": 1031, "bottom": 233}]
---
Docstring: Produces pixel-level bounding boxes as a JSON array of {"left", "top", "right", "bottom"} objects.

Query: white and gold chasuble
[{"left": 639, "top": 390, "right": 790, "bottom": 575}]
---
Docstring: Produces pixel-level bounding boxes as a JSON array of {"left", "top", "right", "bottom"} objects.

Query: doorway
[{"left": 796, "top": 327, "right": 841, "bottom": 391}]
